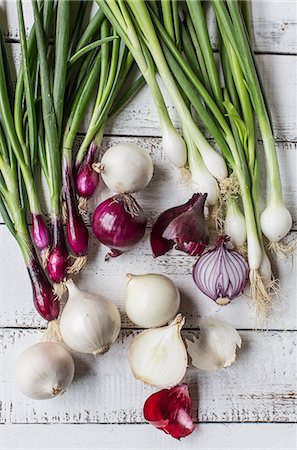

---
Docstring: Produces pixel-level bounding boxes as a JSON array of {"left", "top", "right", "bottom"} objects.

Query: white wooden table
[{"left": 1, "top": 1, "right": 296, "bottom": 449}]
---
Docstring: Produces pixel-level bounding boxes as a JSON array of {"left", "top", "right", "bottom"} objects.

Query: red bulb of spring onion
[
  {"left": 27, "top": 255, "right": 59, "bottom": 321},
  {"left": 76, "top": 141, "right": 100, "bottom": 198},
  {"left": 65, "top": 186, "right": 89, "bottom": 257},
  {"left": 46, "top": 221, "right": 68, "bottom": 283},
  {"left": 193, "top": 236, "right": 249, "bottom": 305},
  {"left": 92, "top": 194, "right": 147, "bottom": 259},
  {"left": 143, "top": 384, "right": 195, "bottom": 440},
  {"left": 151, "top": 193, "right": 209, "bottom": 257},
  {"left": 31, "top": 214, "right": 50, "bottom": 250}
]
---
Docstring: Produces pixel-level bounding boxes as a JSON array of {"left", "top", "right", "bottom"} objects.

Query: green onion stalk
[
  {"left": 0, "top": 10, "right": 49, "bottom": 254},
  {"left": 97, "top": 0, "right": 189, "bottom": 170},
  {"left": 32, "top": 0, "right": 69, "bottom": 292},
  {"left": 211, "top": 0, "right": 293, "bottom": 254},
  {"left": 0, "top": 139, "right": 59, "bottom": 327},
  {"left": 137, "top": 1, "right": 274, "bottom": 318}
]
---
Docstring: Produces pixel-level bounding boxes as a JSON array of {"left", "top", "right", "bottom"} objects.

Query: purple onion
[
  {"left": 46, "top": 220, "right": 68, "bottom": 283},
  {"left": 31, "top": 214, "right": 50, "bottom": 250},
  {"left": 151, "top": 193, "right": 209, "bottom": 257},
  {"left": 193, "top": 236, "right": 249, "bottom": 305},
  {"left": 65, "top": 181, "right": 89, "bottom": 256},
  {"left": 76, "top": 141, "right": 100, "bottom": 198},
  {"left": 27, "top": 251, "right": 59, "bottom": 320},
  {"left": 92, "top": 194, "right": 147, "bottom": 259}
]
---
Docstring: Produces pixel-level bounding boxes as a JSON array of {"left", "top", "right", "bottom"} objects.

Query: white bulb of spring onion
[
  {"left": 60, "top": 280, "right": 121, "bottom": 355},
  {"left": 197, "top": 140, "right": 228, "bottom": 181},
  {"left": 162, "top": 125, "right": 187, "bottom": 168},
  {"left": 260, "top": 203, "right": 292, "bottom": 242},
  {"left": 225, "top": 199, "right": 247, "bottom": 247},
  {"left": 259, "top": 250, "right": 273, "bottom": 286},
  {"left": 99, "top": 143, "right": 154, "bottom": 193},
  {"left": 15, "top": 341, "right": 75, "bottom": 400},
  {"left": 125, "top": 273, "right": 180, "bottom": 327},
  {"left": 191, "top": 165, "right": 218, "bottom": 206},
  {"left": 129, "top": 314, "right": 187, "bottom": 387},
  {"left": 186, "top": 318, "right": 242, "bottom": 371}
]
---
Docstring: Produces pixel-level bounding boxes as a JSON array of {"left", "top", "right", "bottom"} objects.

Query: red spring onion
[
  {"left": 46, "top": 220, "right": 68, "bottom": 283},
  {"left": 143, "top": 384, "right": 195, "bottom": 440},
  {"left": 65, "top": 177, "right": 89, "bottom": 257},
  {"left": 92, "top": 194, "right": 147, "bottom": 259},
  {"left": 76, "top": 140, "right": 100, "bottom": 199},
  {"left": 31, "top": 214, "right": 50, "bottom": 250},
  {"left": 151, "top": 193, "right": 209, "bottom": 257},
  {"left": 27, "top": 252, "right": 59, "bottom": 321},
  {"left": 193, "top": 236, "right": 249, "bottom": 305}
]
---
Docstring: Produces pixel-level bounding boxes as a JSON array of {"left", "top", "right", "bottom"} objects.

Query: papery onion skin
[
  {"left": 100, "top": 143, "right": 154, "bottom": 193},
  {"left": 193, "top": 236, "right": 249, "bottom": 305},
  {"left": 143, "top": 384, "right": 195, "bottom": 440},
  {"left": 60, "top": 280, "right": 121, "bottom": 355},
  {"left": 125, "top": 273, "right": 180, "bottom": 328},
  {"left": 15, "top": 342, "right": 75, "bottom": 400},
  {"left": 151, "top": 193, "right": 208, "bottom": 257},
  {"left": 92, "top": 194, "right": 147, "bottom": 258}
]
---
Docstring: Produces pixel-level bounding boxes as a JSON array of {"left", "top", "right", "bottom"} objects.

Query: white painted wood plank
[
  {"left": 2, "top": 423, "right": 297, "bottom": 450},
  {"left": 4, "top": 42, "right": 297, "bottom": 141},
  {"left": 0, "top": 136, "right": 296, "bottom": 330},
  {"left": 1, "top": 329, "right": 296, "bottom": 424},
  {"left": 1, "top": 1, "right": 296, "bottom": 54}
]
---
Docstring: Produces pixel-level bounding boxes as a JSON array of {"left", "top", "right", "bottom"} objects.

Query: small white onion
[
  {"left": 15, "top": 341, "right": 75, "bottom": 400},
  {"left": 186, "top": 318, "right": 241, "bottom": 371},
  {"left": 60, "top": 280, "right": 121, "bottom": 355},
  {"left": 129, "top": 314, "right": 187, "bottom": 387},
  {"left": 260, "top": 203, "right": 292, "bottom": 242},
  {"left": 125, "top": 273, "right": 180, "bottom": 328},
  {"left": 99, "top": 143, "right": 153, "bottom": 193}
]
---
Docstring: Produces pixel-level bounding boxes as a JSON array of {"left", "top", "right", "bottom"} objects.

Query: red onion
[
  {"left": 76, "top": 141, "right": 100, "bottom": 199},
  {"left": 92, "top": 194, "right": 146, "bottom": 259},
  {"left": 143, "top": 384, "right": 195, "bottom": 440},
  {"left": 27, "top": 252, "right": 59, "bottom": 321},
  {"left": 46, "top": 220, "right": 68, "bottom": 283},
  {"left": 31, "top": 214, "right": 50, "bottom": 250},
  {"left": 151, "top": 193, "right": 209, "bottom": 257},
  {"left": 193, "top": 236, "right": 249, "bottom": 305}
]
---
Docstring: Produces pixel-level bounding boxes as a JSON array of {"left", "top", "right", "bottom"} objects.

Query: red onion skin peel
[
  {"left": 151, "top": 193, "right": 209, "bottom": 257},
  {"left": 144, "top": 384, "right": 195, "bottom": 440},
  {"left": 75, "top": 140, "right": 100, "bottom": 199},
  {"left": 193, "top": 236, "right": 249, "bottom": 305},
  {"left": 92, "top": 194, "right": 147, "bottom": 259},
  {"left": 31, "top": 214, "right": 51, "bottom": 250}
]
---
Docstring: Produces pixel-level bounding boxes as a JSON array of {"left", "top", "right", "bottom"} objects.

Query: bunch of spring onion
[
  {"left": 98, "top": 0, "right": 293, "bottom": 320},
  {"left": 0, "top": 0, "right": 145, "bottom": 330}
]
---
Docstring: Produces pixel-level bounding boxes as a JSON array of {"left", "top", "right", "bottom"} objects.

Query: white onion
[
  {"left": 60, "top": 280, "right": 121, "bottom": 355},
  {"left": 99, "top": 143, "right": 153, "bottom": 193},
  {"left": 125, "top": 273, "right": 180, "bottom": 327},
  {"left": 15, "top": 341, "right": 75, "bottom": 400},
  {"left": 186, "top": 318, "right": 242, "bottom": 371},
  {"left": 260, "top": 203, "right": 292, "bottom": 242},
  {"left": 129, "top": 314, "right": 187, "bottom": 387}
]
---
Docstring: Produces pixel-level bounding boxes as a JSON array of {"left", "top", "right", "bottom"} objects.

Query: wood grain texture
[
  {"left": 1, "top": 1, "right": 296, "bottom": 54},
  {"left": 2, "top": 423, "right": 297, "bottom": 450},
  {"left": 1, "top": 329, "right": 296, "bottom": 425}
]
